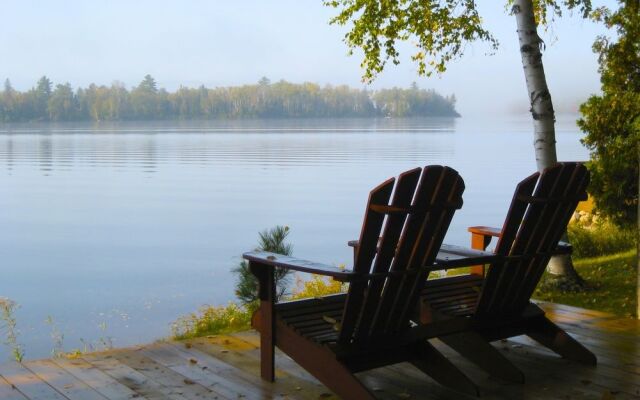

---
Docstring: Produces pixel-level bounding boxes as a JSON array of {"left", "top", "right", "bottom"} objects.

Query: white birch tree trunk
[
  {"left": 513, "top": 0, "right": 581, "bottom": 281},
  {"left": 513, "top": 0, "right": 557, "bottom": 170}
]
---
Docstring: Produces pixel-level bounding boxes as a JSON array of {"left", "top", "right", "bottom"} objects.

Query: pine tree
[{"left": 233, "top": 226, "right": 293, "bottom": 310}]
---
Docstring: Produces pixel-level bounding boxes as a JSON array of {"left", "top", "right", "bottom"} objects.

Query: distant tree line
[{"left": 0, "top": 75, "right": 459, "bottom": 122}]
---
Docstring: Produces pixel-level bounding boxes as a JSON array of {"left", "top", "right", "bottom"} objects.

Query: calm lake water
[{"left": 0, "top": 116, "right": 588, "bottom": 359}]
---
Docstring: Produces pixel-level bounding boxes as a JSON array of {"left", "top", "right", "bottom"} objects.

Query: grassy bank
[
  {"left": 535, "top": 249, "right": 637, "bottom": 318},
  {"left": 532, "top": 216, "right": 638, "bottom": 318}
]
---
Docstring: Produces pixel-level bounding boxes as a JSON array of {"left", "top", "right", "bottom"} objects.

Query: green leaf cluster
[
  {"left": 578, "top": 0, "right": 639, "bottom": 228},
  {"left": 324, "top": 0, "right": 498, "bottom": 81},
  {"left": 324, "top": 0, "right": 591, "bottom": 81}
]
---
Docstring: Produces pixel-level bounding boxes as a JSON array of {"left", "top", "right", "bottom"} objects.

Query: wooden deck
[{"left": 0, "top": 302, "right": 638, "bottom": 400}]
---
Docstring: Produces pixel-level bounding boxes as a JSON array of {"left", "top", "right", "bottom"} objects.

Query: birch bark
[
  {"left": 513, "top": 0, "right": 557, "bottom": 170},
  {"left": 513, "top": 0, "right": 581, "bottom": 280}
]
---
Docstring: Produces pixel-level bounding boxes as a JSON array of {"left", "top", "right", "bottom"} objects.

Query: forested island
[{"left": 0, "top": 75, "right": 459, "bottom": 122}]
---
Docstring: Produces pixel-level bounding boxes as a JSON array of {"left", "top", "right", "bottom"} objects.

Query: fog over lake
[{"left": 0, "top": 116, "right": 588, "bottom": 359}]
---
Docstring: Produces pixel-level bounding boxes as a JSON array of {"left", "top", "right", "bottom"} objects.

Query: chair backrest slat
[
  {"left": 370, "top": 167, "right": 449, "bottom": 335},
  {"left": 339, "top": 178, "right": 395, "bottom": 342},
  {"left": 353, "top": 168, "right": 422, "bottom": 341},
  {"left": 475, "top": 162, "right": 589, "bottom": 317},
  {"left": 392, "top": 167, "right": 465, "bottom": 333},
  {"left": 340, "top": 166, "right": 464, "bottom": 345},
  {"left": 474, "top": 173, "right": 537, "bottom": 315},
  {"left": 512, "top": 164, "right": 589, "bottom": 310},
  {"left": 493, "top": 166, "right": 567, "bottom": 314}
]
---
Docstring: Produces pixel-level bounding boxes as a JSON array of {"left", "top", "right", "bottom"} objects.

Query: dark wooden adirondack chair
[
  {"left": 244, "top": 166, "right": 482, "bottom": 399},
  {"left": 420, "top": 162, "right": 596, "bottom": 382}
]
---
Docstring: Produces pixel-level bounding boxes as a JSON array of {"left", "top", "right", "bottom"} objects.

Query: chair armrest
[
  {"left": 346, "top": 241, "right": 500, "bottom": 270},
  {"left": 467, "top": 226, "right": 502, "bottom": 237},
  {"left": 243, "top": 251, "right": 356, "bottom": 282},
  {"left": 435, "top": 244, "right": 500, "bottom": 269},
  {"left": 466, "top": 227, "right": 572, "bottom": 255}
]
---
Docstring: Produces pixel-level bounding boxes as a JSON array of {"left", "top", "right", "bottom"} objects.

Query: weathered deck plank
[
  {"left": 1, "top": 304, "right": 638, "bottom": 399},
  {"left": 0, "top": 362, "right": 67, "bottom": 400},
  {"left": 140, "top": 344, "right": 265, "bottom": 399},
  {"left": 158, "top": 342, "right": 316, "bottom": 400},
  {"left": 82, "top": 355, "right": 188, "bottom": 400},
  {"left": 51, "top": 358, "right": 143, "bottom": 400},
  {"left": 23, "top": 360, "right": 106, "bottom": 400},
  {"left": 0, "top": 374, "right": 29, "bottom": 400}
]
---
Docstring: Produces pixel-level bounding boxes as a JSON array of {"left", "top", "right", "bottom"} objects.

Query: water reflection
[
  {"left": 4, "top": 135, "right": 13, "bottom": 172},
  {"left": 38, "top": 134, "right": 53, "bottom": 174},
  {"left": 0, "top": 118, "right": 458, "bottom": 171}
]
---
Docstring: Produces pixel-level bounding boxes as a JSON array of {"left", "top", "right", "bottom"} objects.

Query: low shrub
[
  {"left": 289, "top": 273, "right": 347, "bottom": 300},
  {"left": 171, "top": 303, "right": 252, "bottom": 340},
  {"left": 172, "top": 269, "right": 348, "bottom": 339},
  {"left": 567, "top": 220, "right": 635, "bottom": 258}
]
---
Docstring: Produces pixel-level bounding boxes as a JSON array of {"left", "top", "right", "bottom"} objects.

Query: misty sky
[{"left": 1, "top": 0, "right": 617, "bottom": 115}]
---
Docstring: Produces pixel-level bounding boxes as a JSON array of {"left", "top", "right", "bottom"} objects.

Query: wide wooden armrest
[
  {"left": 435, "top": 244, "right": 500, "bottom": 268},
  {"left": 467, "top": 226, "right": 572, "bottom": 255},
  {"left": 243, "top": 251, "right": 356, "bottom": 282},
  {"left": 346, "top": 241, "right": 499, "bottom": 270},
  {"left": 467, "top": 226, "right": 502, "bottom": 237}
]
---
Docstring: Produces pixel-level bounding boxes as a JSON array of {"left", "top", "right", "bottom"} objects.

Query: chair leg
[
  {"left": 259, "top": 314, "right": 275, "bottom": 382},
  {"left": 526, "top": 316, "right": 597, "bottom": 365},
  {"left": 411, "top": 341, "right": 480, "bottom": 397},
  {"left": 250, "top": 261, "right": 277, "bottom": 381},
  {"left": 275, "top": 319, "right": 377, "bottom": 399},
  {"left": 440, "top": 331, "right": 525, "bottom": 383}
]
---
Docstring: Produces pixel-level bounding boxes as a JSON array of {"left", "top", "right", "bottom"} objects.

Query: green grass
[{"left": 535, "top": 249, "right": 638, "bottom": 318}]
